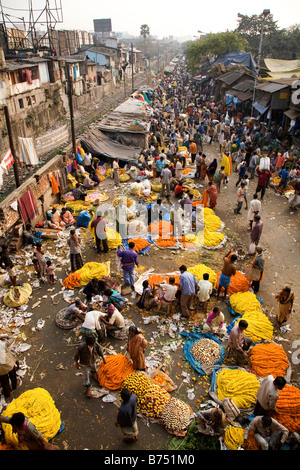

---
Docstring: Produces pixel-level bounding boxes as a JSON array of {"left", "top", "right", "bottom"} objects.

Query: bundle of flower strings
[{"left": 1, "top": 388, "right": 61, "bottom": 448}]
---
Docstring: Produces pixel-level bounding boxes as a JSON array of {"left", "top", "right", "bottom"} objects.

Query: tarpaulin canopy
[
  {"left": 264, "top": 58, "right": 300, "bottom": 79},
  {"left": 80, "top": 128, "right": 141, "bottom": 163},
  {"left": 252, "top": 102, "right": 269, "bottom": 115},
  {"left": 212, "top": 51, "right": 256, "bottom": 72}
]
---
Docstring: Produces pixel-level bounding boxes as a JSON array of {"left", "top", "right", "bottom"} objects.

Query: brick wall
[{"left": 0, "top": 150, "right": 74, "bottom": 241}]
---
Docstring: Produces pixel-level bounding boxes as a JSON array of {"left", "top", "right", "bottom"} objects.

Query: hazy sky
[{"left": 5, "top": 0, "right": 300, "bottom": 39}]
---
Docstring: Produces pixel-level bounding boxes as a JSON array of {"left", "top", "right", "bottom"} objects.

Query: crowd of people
[{"left": 0, "top": 59, "right": 299, "bottom": 451}]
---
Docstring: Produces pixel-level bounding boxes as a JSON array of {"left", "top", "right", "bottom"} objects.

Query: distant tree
[
  {"left": 185, "top": 31, "right": 249, "bottom": 73},
  {"left": 140, "top": 24, "right": 150, "bottom": 40},
  {"left": 236, "top": 13, "right": 300, "bottom": 60}
]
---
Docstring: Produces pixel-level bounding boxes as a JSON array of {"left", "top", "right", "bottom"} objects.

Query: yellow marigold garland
[
  {"left": 187, "top": 263, "right": 217, "bottom": 287},
  {"left": 229, "top": 291, "right": 262, "bottom": 316},
  {"left": 1, "top": 388, "right": 61, "bottom": 448},
  {"left": 224, "top": 425, "right": 245, "bottom": 450},
  {"left": 217, "top": 368, "right": 260, "bottom": 409}
]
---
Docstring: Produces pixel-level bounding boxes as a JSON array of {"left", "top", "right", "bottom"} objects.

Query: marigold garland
[
  {"left": 187, "top": 263, "right": 217, "bottom": 287},
  {"left": 128, "top": 237, "right": 150, "bottom": 252},
  {"left": 229, "top": 291, "right": 262, "bottom": 315},
  {"left": 148, "top": 221, "right": 172, "bottom": 236},
  {"left": 217, "top": 271, "right": 250, "bottom": 295},
  {"left": 224, "top": 425, "right": 245, "bottom": 450},
  {"left": 216, "top": 368, "right": 260, "bottom": 409},
  {"left": 1, "top": 388, "right": 61, "bottom": 448},
  {"left": 97, "top": 354, "right": 135, "bottom": 390},
  {"left": 248, "top": 342, "right": 289, "bottom": 378},
  {"left": 270, "top": 385, "right": 300, "bottom": 432}
]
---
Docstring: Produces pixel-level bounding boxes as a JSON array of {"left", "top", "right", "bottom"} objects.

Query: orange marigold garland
[
  {"left": 270, "top": 384, "right": 300, "bottom": 432},
  {"left": 248, "top": 342, "right": 290, "bottom": 378}
]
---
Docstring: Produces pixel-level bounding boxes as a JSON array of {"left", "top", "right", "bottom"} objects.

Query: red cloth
[
  {"left": 207, "top": 185, "right": 218, "bottom": 209},
  {"left": 18, "top": 189, "right": 38, "bottom": 225},
  {"left": 256, "top": 169, "right": 272, "bottom": 186}
]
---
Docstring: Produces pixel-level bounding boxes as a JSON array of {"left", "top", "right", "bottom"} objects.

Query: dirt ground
[{"left": 3, "top": 138, "right": 300, "bottom": 452}]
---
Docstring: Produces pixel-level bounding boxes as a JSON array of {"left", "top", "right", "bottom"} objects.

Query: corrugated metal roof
[
  {"left": 231, "top": 79, "right": 254, "bottom": 92},
  {"left": 256, "top": 82, "right": 289, "bottom": 93},
  {"left": 5, "top": 61, "right": 39, "bottom": 71},
  {"left": 217, "top": 70, "right": 251, "bottom": 85},
  {"left": 226, "top": 89, "right": 253, "bottom": 102}
]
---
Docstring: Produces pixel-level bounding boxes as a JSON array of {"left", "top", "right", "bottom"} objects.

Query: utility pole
[
  {"left": 4, "top": 105, "right": 20, "bottom": 188},
  {"left": 251, "top": 9, "right": 271, "bottom": 117},
  {"left": 66, "top": 64, "right": 76, "bottom": 155},
  {"left": 122, "top": 62, "right": 129, "bottom": 99},
  {"left": 131, "top": 42, "right": 134, "bottom": 92}
]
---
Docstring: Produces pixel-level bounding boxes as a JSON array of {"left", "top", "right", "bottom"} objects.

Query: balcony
[{"left": 10, "top": 78, "right": 40, "bottom": 96}]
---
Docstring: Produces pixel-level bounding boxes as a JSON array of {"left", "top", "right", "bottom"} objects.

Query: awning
[
  {"left": 80, "top": 128, "right": 141, "bottom": 163},
  {"left": 252, "top": 102, "right": 269, "bottom": 115},
  {"left": 226, "top": 89, "right": 253, "bottom": 102},
  {"left": 284, "top": 109, "right": 300, "bottom": 120}
]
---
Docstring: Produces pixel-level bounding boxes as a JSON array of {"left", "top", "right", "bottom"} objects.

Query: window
[
  {"left": 26, "top": 96, "right": 31, "bottom": 105},
  {"left": 18, "top": 98, "right": 24, "bottom": 109}
]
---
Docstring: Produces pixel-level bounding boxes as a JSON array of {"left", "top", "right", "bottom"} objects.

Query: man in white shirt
[
  {"left": 154, "top": 277, "right": 177, "bottom": 313},
  {"left": 247, "top": 193, "right": 261, "bottom": 230},
  {"left": 81, "top": 308, "right": 106, "bottom": 341},
  {"left": 115, "top": 199, "right": 128, "bottom": 238},
  {"left": 84, "top": 152, "right": 92, "bottom": 173},
  {"left": 197, "top": 273, "right": 213, "bottom": 313},
  {"left": 243, "top": 415, "right": 288, "bottom": 451},
  {"left": 254, "top": 375, "right": 286, "bottom": 416}
]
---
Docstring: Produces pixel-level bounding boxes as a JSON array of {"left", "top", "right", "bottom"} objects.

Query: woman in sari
[
  {"left": 127, "top": 326, "right": 148, "bottom": 371},
  {"left": 136, "top": 280, "right": 155, "bottom": 311},
  {"left": 202, "top": 307, "right": 227, "bottom": 336},
  {"left": 275, "top": 286, "right": 294, "bottom": 325},
  {"left": 207, "top": 181, "right": 218, "bottom": 209},
  {"left": 207, "top": 158, "right": 218, "bottom": 182},
  {"left": 200, "top": 154, "right": 207, "bottom": 180},
  {"left": 34, "top": 242, "right": 47, "bottom": 279},
  {"left": 220, "top": 152, "right": 232, "bottom": 183}
]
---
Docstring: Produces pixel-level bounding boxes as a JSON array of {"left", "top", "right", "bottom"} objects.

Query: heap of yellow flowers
[
  {"left": 229, "top": 291, "right": 274, "bottom": 342},
  {"left": 229, "top": 291, "right": 262, "bottom": 315},
  {"left": 217, "top": 368, "right": 260, "bottom": 409},
  {"left": 139, "top": 384, "right": 171, "bottom": 418},
  {"left": 224, "top": 425, "right": 245, "bottom": 450},
  {"left": 204, "top": 214, "right": 222, "bottom": 232},
  {"left": 1, "top": 388, "right": 61, "bottom": 449},
  {"left": 121, "top": 372, "right": 153, "bottom": 403},
  {"left": 202, "top": 227, "right": 225, "bottom": 248},
  {"left": 187, "top": 263, "right": 217, "bottom": 287}
]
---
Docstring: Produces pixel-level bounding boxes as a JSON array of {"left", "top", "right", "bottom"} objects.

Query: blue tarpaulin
[
  {"left": 212, "top": 51, "right": 256, "bottom": 72},
  {"left": 180, "top": 332, "right": 225, "bottom": 375},
  {"left": 252, "top": 102, "right": 269, "bottom": 115}
]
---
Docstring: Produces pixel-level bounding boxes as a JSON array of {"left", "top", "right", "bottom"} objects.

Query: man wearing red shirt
[
  {"left": 174, "top": 181, "right": 185, "bottom": 198},
  {"left": 256, "top": 169, "right": 272, "bottom": 201}
]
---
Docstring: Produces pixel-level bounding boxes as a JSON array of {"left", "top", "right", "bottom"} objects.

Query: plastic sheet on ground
[{"left": 180, "top": 332, "right": 225, "bottom": 376}]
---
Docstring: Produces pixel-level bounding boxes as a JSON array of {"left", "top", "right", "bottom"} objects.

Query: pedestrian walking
[
  {"left": 234, "top": 182, "right": 246, "bottom": 214},
  {"left": 248, "top": 215, "right": 263, "bottom": 255},
  {"left": 91, "top": 211, "right": 109, "bottom": 254},
  {"left": 117, "top": 242, "right": 139, "bottom": 293},
  {"left": 115, "top": 388, "right": 139, "bottom": 442},
  {"left": 74, "top": 335, "right": 106, "bottom": 397},
  {"left": 67, "top": 229, "right": 84, "bottom": 272}
]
